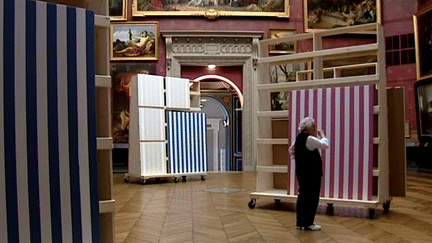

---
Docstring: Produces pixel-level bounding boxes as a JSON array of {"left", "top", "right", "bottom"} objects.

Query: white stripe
[
  {"left": 325, "top": 88, "right": 332, "bottom": 198},
  {"left": 0, "top": 0, "right": 8, "bottom": 240},
  {"left": 308, "top": 89, "right": 314, "bottom": 117},
  {"left": 182, "top": 113, "right": 187, "bottom": 173},
  {"left": 172, "top": 112, "right": 178, "bottom": 173},
  {"left": 168, "top": 113, "right": 174, "bottom": 173},
  {"left": 191, "top": 113, "right": 196, "bottom": 173},
  {"left": 76, "top": 9, "right": 92, "bottom": 243},
  {"left": 15, "top": 0, "right": 30, "bottom": 242},
  {"left": 334, "top": 87, "right": 341, "bottom": 198},
  {"left": 363, "top": 86, "right": 370, "bottom": 200},
  {"left": 36, "top": 2, "right": 52, "bottom": 242},
  {"left": 353, "top": 86, "right": 360, "bottom": 200},
  {"left": 289, "top": 91, "right": 297, "bottom": 195},
  {"left": 299, "top": 90, "right": 305, "bottom": 121},
  {"left": 57, "top": 5, "right": 73, "bottom": 243},
  {"left": 185, "top": 112, "right": 190, "bottom": 172},
  {"left": 343, "top": 87, "right": 350, "bottom": 199}
]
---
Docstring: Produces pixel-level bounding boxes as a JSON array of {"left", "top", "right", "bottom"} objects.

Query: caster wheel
[
  {"left": 182, "top": 176, "right": 187, "bottom": 182},
  {"left": 369, "top": 209, "right": 376, "bottom": 219},
  {"left": 383, "top": 201, "right": 391, "bottom": 212},
  {"left": 124, "top": 177, "right": 129, "bottom": 183},
  {"left": 140, "top": 179, "right": 146, "bottom": 184},
  {"left": 327, "top": 204, "right": 334, "bottom": 216},
  {"left": 201, "top": 175, "right": 206, "bottom": 181},
  {"left": 248, "top": 199, "right": 256, "bottom": 209},
  {"left": 174, "top": 177, "right": 180, "bottom": 183},
  {"left": 274, "top": 199, "right": 281, "bottom": 204}
]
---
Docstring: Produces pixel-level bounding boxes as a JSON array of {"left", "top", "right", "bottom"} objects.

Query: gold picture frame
[
  {"left": 110, "top": 22, "right": 159, "bottom": 61},
  {"left": 414, "top": 5, "right": 432, "bottom": 80},
  {"left": 268, "top": 29, "right": 296, "bottom": 54},
  {"left": 304, "top": 0, "right": 381, "bottom": 32},
  {"left": 132, "top": 0, "right": 290, "bottom": 19},
  {"left": 110, "top": 0, "right": 128, "bottom": 21}
]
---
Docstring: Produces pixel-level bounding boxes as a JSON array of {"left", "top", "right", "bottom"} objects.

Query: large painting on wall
[
  {"left": 112, "top": 63, "right": 157, "bottom": 143},
  {"left": 414, "top": 5, "right": 432, "bottom": 80},
  {"left": 111, "top": 22, "right": 159, "bottom": 61},
  {"left": 415, "top": 78, "right": 432, "bottom": 142},
  {"left": 304, "top": 0, "right": 381, "bottom": 32},
  {"left": 131, "top": 0, "right": 289, "bottom": 19}
]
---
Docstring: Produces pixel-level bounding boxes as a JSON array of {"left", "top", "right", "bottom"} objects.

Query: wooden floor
[{"left": 113, "top": 171, "right": 432, "bottom": 243}]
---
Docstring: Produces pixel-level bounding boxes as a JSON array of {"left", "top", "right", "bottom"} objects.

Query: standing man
[{"left": 289, "top": 117, "right": 329, "bottom": 231}]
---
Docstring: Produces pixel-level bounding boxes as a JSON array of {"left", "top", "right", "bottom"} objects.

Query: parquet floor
[{"left": 113, "top": 171, "right": 432, "bottom": 243}]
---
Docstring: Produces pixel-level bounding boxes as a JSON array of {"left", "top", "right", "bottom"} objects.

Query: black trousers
[{"left": 296, "top": 176, "right": 322, "bottom": 227}]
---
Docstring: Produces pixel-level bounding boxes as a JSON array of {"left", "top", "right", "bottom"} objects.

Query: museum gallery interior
[{"left": 2, "top": 0, "right": 432, "bottom": 242}]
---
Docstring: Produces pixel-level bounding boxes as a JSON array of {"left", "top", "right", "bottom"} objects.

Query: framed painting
[
  {"left": 270, "top": 63, "right": 305, "bottom": 110},
  {"left": 415, "top": 78, "right": 432, "bottom": 142},
  {"left": 109, "top": 0, "right": 127, "bottom": 21},
  {"left": 131, "top": 0, "right": 290, "bottom": 19},
  {"left": 111, "top": 63, "right": 157, "bottom": 143},
  {"left": 268, "top": 29, "right": 296, "bottom": 54},
  {"left": 110, "top": 22, "right": 159, "bottom": 61},
  {"left": 304, "top": 0, "right": 381, "bottom": 32},
  {"left": 414, "top": 6, "right": 432, "bottom": 80}
]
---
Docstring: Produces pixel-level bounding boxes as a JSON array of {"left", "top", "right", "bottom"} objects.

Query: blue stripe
[
  {"left": 85, "top": 10, "right": 101, "bottom": 243},
  {"left": 26, "top": 1, "right": 42, "bottom": 242},
  {"left": 66, "top": 7, "right": 83, "bottom": 243},
  {"left": 191, "top": 113, "right": 196, "bottom": 172},
  {"left": 175, "top": 112, "right": 180, "bottom": 173},
  {"left": 185, "top": 112, "right": 190, "bottom": 173},
  {"left": 181, "top": 112, "right": 186, "bottom": 173},
  {"left": 3, "top": 1, "right": 19, "bottom": 242},
  {"left": 204, "top": 113, "right": 208, "bottom": 171},
  {"left": 47, "top": 4, "right": 62, "bottom": 242}
]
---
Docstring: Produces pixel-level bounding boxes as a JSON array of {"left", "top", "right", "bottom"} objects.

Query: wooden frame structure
[{"left": 250, "top": 23, "right": 392, "bottom": 218}]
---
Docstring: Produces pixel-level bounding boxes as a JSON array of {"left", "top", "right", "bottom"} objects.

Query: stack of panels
[
  {"left": 288, "top": 85, "right": 374, "bottom": 201},
  {"left": 136, "top": 74, "right": 166, "bottom": 175},
  {"left": 0, "top": 1, "right": 100, "bottom": 242},
  {"left": 166, "top": 111, "right": 208, "bottom": 174}
]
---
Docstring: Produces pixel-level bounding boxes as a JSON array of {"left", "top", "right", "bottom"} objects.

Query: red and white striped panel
[{"left": 288, "top": 85, "right": 374, "bottom": 201}]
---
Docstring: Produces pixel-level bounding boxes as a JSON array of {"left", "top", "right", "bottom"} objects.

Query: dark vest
[{"left": 294, "top": 132, "right": 323, "bottom": 180}]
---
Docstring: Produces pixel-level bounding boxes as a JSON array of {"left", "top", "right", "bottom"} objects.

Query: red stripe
[
  {"left": 339, "top": 88, "right": 345, "bottom": 199},
  {"left": 348, "top": 86, "right": 355, "bottom": 199},
  {"left": 368, "top": 85, "right": 374, "bottom": 200},
  {"left": 358, "top": 86, "right": 365, "bottom": 200}
]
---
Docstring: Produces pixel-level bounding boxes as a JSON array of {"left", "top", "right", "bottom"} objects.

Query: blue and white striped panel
[
  {"left": 0, "top": 1, "right": 100, "bottom": 242},
  {"left": 140, "top": 142, "right": 167, "bottom": 175},
  {"left": 139, "top": 108, "right": 165, "bottom": 141},
  {"left": 137, "top": 74, "right": 164, "bottom": 108},
  {"left": 167, "top": 111, "right": 208, "bottom": 174},
  {"left": 165, "top": 77, "right": 190, "bottom": 109}
]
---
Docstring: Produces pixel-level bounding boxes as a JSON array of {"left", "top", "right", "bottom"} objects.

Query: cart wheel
[
  {"left": 182, "top": 176, "right": 187, "bottom": 182},
  {"left": 274, "top": 199, "right": 281, "bottom": 204},
  {"left": 369, "top": 208, "right": 375, "bottom": 219},
  {"left": 140, "top": 179, "right": 146, "bottom": 184},
  {"left": 156, "top": 177, "right": 161, "bottom": 182},
  {"left": 201, "top": 175, "right": 206, "bottom": 181},
  {"left": 383, "top": 201, "right": 391, "bottom": 212},
  {"left": 248, "top": 199, "right": 256, "bottom": 209},
  {"left": 124, "top": 176, "right": 129, "bottom": 183},
  {"left": 174, "top": 177, "right": 180, "bottom": 183},
  {"left": 326, "top": 203, "right": 334, "bottom": 216}
]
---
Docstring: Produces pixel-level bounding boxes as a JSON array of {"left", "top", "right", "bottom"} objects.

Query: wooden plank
[
  {"left": 95, "top": 75, "right": 111, "bottom": 88},
  {"left": 256, "top": 165, "right": 287, "bottom": 173},
  {"left": 387, "top": 88, "right": 406, "bottom": 197},
  {"left": 97, "top": 137, "right": 113, "bottom": 150},
  {"left": 99, "top": 200, "right": 115, "bottom": 213},
  {"left": 258, "top": 74, "right": 380, "bottom": 91}
]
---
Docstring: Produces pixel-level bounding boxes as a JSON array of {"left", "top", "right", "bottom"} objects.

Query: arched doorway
[{"left": 197, "top": 75, "right": 243, "bottom": 171}]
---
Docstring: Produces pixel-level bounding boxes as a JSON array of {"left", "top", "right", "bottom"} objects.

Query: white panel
[
  {"left": 140, "top": 142, "right": 167, "bottom": 176},
  {"left": 139, "top": 108, "right": 165, "bottom": 141},
  {"left": 165, "top": 77, "right": 190, "bottom": 109},
  {"left": 137, "top": 74, "right": 164, "bottom": 107}
]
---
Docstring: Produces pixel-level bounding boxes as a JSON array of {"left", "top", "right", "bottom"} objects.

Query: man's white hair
[{"left": 298, "top": 117, "right": 315, "bottom": 132}]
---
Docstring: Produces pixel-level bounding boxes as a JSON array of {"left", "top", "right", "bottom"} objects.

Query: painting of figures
[
  {"left": 111, "top": 64, "right": 157, "bottom": 143},
  {"left": 132, "top": 0, "right": 289, "bottom": 18},
  {"left": 305, "top": 0, "right": 380, "bottom": 31},
  {"left": 110, "top": 22, "right": 159, "bottom": 60}
]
